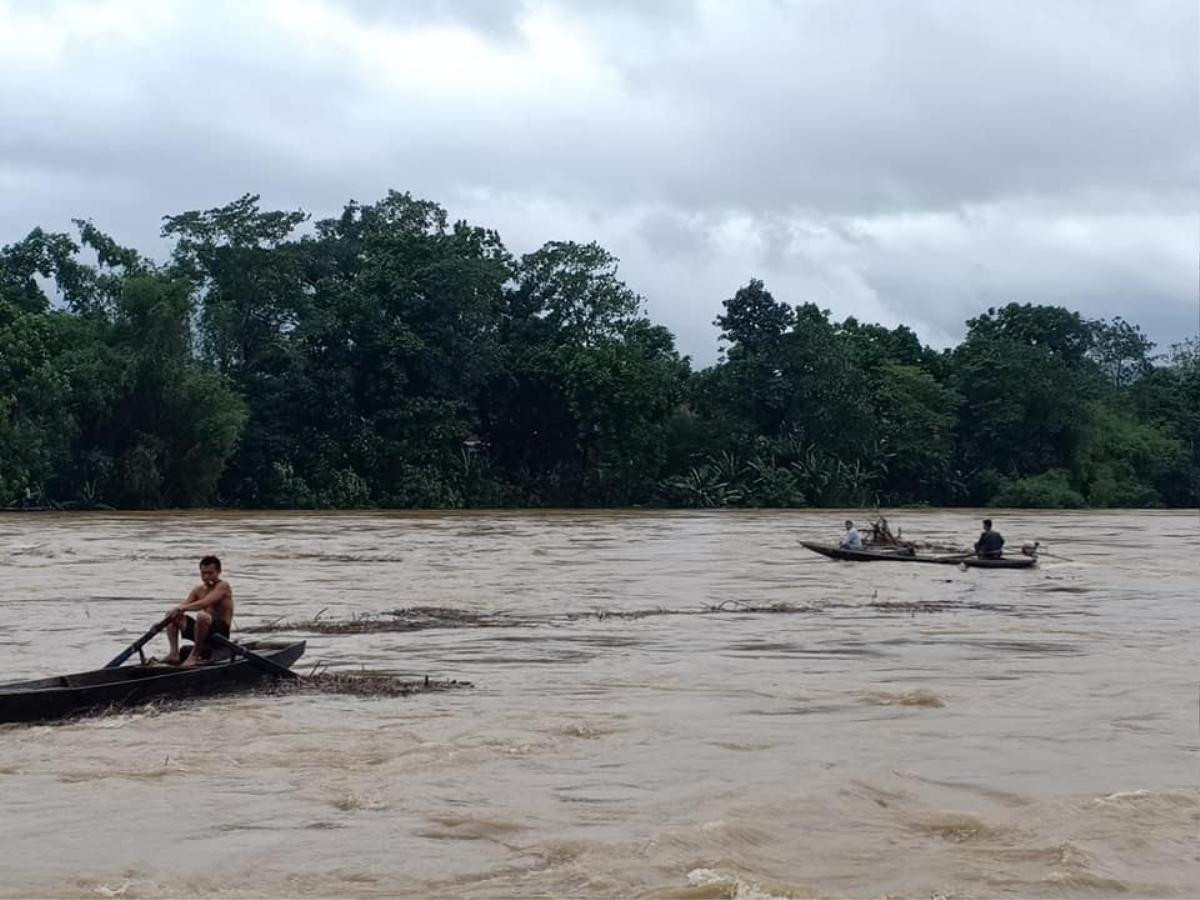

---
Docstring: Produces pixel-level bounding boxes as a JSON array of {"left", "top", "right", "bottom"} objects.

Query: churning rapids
[{"left": 1, "top": 509, "right": 1196, "bottom": 898}]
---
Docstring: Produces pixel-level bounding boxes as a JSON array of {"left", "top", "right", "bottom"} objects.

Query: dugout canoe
[
  {"left": 800, "top": 541, "right": 1037, "bottom": 569},
  {"left": 0, "top": 640, "right": 306, "bottom": 725}
]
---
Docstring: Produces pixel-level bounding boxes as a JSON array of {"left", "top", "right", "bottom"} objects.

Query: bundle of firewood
[{"left": 863, "top": 517, "right": 967, "bottom": 555}]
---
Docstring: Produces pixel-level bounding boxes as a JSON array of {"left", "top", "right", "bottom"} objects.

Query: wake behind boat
[
  {"left": 800, "top": 541, "right": 1037, "bottom": 569},
  {"left": 0, "top": 640, "right": 306, "bottom": 725}
]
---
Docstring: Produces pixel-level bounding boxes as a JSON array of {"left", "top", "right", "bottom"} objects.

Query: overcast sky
[{"left": 2, "top": 0, "right": 1196, "bottom": 362}]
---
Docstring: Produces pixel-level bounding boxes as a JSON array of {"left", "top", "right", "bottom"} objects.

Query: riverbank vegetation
[{"left": 2, "top": 192, "right": 1196, "bottom": 510}]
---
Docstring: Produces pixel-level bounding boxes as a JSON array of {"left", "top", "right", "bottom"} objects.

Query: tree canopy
[{"left": 1, "top": 192, "right": 1195, "bottom": 510}]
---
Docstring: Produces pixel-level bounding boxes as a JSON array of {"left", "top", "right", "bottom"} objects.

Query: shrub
[{"left": 989, "top": 469, "right": 1086, "bottom": 508}]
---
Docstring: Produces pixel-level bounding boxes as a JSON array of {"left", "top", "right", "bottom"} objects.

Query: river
[{"left": 0, "top": 509, "right": 1196, "bottom": 898}]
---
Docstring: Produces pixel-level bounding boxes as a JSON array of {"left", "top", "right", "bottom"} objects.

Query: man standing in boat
[
  {"left": 164, "top": 556, "right": 234, "bottom": 667},
  {"left": 974, "top": 519, "right": 1005, "bottom": 559}
]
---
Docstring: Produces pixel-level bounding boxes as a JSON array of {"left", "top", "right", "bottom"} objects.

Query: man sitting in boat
[
  {"left": 839, "top": 520, "right": 863, "bottom": 550},
  {"left": 164, "top": 556, "right": 234, "bottom": 667},
  {"left": 974, "top": 519, "right": 1005, "bottom": 559}
]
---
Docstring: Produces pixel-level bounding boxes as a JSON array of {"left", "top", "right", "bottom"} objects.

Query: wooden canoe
[
  {"left": 0, "top": 640, "right": 306, "bottom": 725},
  {"left": 800, "top": 541, "right": 1037, "bottom": 568}
]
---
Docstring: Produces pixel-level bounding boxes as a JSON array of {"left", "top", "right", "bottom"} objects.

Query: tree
[
  {"left": 689, "top": 288, "right": 884, "bottom": 506},
  {"left": 1072, "top": 399, "right": 1183, "bottom": 507},
  {"left": 964, "top": 303, "right": 1095, "bottom": 366},
  {"left": 563, "top": 320, "right": 689, "bottom": 503},
  {"left": 278, "top": 193, "right": 511, "bottom": 506},
  {"left": 511, "top": 241, "right": 642, "bottom": 345},
  {"left": 2, "top": 192, "right": 1195, "bottom": 511},
  {"left": 163, "top": 193, "right": 309, "bottom": 375},
  {"left": 952, "top": 304, "right": 1099, "bottom": 501},
  {"left": 481, "top": 241, "right": 686, "bottom": 504},
  {"left": 715, "top": 278, "right": 794, "bottom": 359},
  {"left": 0, "top": 300, "right": 76, "bottom": 503},
  {"left": 1129, "top": 337, "right": 1200, "bottom": 505},
  {"left": 874, "top": 364, "right": 961, "bottom": 504},
  {"left": 101, "top": 275, "right": 246, "bottom": 506},
  {"left": 1089, "top": 316, "right": 1156, "bottom": 388}
]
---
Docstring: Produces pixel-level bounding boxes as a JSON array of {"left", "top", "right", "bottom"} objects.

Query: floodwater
[{"left": 0, "top": 509, "right": 1196, "bottom": 898}]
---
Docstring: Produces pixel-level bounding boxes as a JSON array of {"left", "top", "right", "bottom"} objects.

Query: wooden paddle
[
  {"left": 1024, "top": 543, "right": 1071, "bottom": 561},
  {"left": 104, "top": 613, "right": 175, "bottom": 668},
  {"left": 936, "top": 552, "right": 978, "bottom": 563},
  {"left": 207, "top": 633, "right": 299, "bottom": 680}
]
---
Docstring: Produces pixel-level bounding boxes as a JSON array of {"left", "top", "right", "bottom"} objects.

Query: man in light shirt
[{"left": 839, "top": 519, "right": 862, "bottom": 550}]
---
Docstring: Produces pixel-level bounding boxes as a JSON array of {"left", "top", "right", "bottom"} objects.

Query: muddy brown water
[{"left": 0, "top": 509, "right": 1196, "bottom": 898}]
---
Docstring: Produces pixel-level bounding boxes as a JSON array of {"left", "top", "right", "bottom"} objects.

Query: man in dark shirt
[{"left": 975, "top": 519, "right": 1005, "bottom": 559}]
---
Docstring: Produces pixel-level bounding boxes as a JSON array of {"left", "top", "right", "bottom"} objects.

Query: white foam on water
[{"left": 686, "top": 867, "right": 790, "bottom": 900}]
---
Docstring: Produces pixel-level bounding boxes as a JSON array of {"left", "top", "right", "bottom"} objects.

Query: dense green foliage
[{"left": 1, "top": 193, "right": 1196, "bottom": 509}]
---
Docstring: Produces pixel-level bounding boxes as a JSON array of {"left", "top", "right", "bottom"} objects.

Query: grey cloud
[
  {"left": 0, "top": 0, "right": 1195, "bottom": 363},
  {"left": 6, "top": 0, "right": 1194, "bottom": 216},
  {"left": 635, "top": 209, "right": 715, "bottom": 262},
  {"left": 605, "top": 1, "right": 1200, "bottom": 214}
]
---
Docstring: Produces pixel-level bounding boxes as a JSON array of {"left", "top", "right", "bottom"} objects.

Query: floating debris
[
  {"left": 562, "top": 607, "right": 684, "bottom": 621},
  {"left": 868, "top": 600, "right": 1016, "bottom": 614},
  {"left": 556, "top": 600, "right": 815, "bottom": 622},
  {"left": 864, "top": 516, "right": 969, "bottom": 555},
  {"left": 863, "top": 688, "right": 946, "bottom": 708},
  {"left": 243, "top": 606, "right": 507, "bottom": 635},
  {"left": 265, "top": 671, "right": 472, "bottom": 698},
  {"left": 704, "top": 599, "right": 805, "bottom": 614},
  {"left": 245, "top": 595, "right": 1025, "bottom": 637},
  {"left": 870, "top": 600, "right": 961, "bottom": 613}
]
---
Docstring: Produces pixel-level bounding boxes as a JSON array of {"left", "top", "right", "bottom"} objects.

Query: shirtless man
[{"left": 164, "top": 556, "right": 234, "bottom": 667}]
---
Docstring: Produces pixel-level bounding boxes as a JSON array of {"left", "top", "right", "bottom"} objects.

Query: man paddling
[
  {"left": 974, "top": 519, "right": 1005, "bottom": 560},
  {"left": 164, "top": 556, "right": 234, "bottom": 667}
]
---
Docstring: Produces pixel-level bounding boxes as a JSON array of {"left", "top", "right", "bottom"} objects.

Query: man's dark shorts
[{"left": 182, "top": 615, "right": 231, "bottom": 643}]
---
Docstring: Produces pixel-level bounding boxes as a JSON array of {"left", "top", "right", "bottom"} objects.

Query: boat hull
[
  {"left": 800, "top": 542, "right": 1036, "bottom": 568},
  {"left": 960, "top": 556, "right": 1037, "bottom": 569},
  {"left": 0, "top": 641, "right": 306, "bottom": 724}
]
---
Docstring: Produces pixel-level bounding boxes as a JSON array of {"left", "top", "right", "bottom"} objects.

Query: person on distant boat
[
  {"left": 164, "top": 556, "right": 234, "bottom": 667},
  {"left": 839, "top": 520, "right": 862, "bottom": 550},
  {"left": 974, "top": 519, "right": 1005, "bottom": 560}
]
